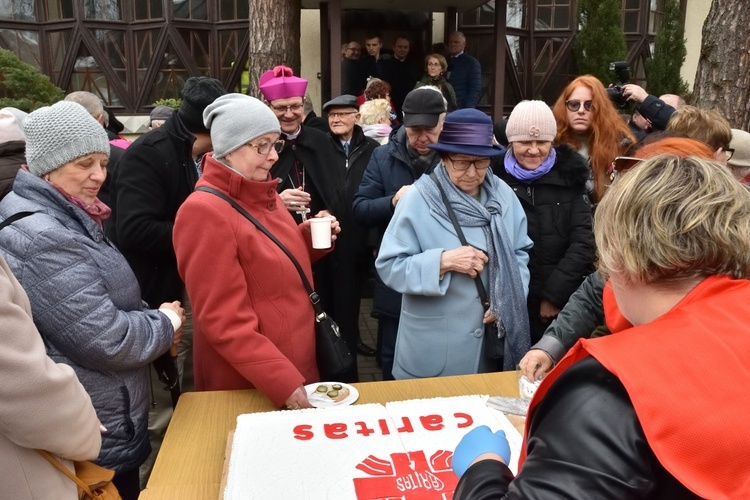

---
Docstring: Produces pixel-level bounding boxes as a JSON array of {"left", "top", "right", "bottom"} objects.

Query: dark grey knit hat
[
  {"left": 178, "top": 77, "right": 227, "bottom": 133},
  {"left": 203, "top": 94, "right": 280, "bottom": 159},
  {"left": 23, "top": 101, "right": 110, "bottom": 177},
  {"left": 149, "top": 105, "right": 174, "bottom": 126}
]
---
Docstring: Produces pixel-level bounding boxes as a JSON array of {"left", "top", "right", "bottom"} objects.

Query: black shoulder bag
[
  {"left": 195, "top": 186, "right": 354, "bottom": 380},
  {"left": 429, "top": 173, "right": 505, "bottom": 362},
  {"left": 0, "top": 211, "right": 35, "bottom": 231}
]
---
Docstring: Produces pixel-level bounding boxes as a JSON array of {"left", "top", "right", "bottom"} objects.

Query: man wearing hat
[
  {"left": 352, "top": 86, "right": 447, "bottom": 379},
  {"left": 320, "top": 95, "right": 380, "bottom": 365},
  {"left": 149, "top": 105, "right": 174, "bottom": 129},
  {"left": 259, "top": 66, "right": 340, "bottom": 223},
  {"left": 107, "top": 76, "right": 226, "bottom": 478}
]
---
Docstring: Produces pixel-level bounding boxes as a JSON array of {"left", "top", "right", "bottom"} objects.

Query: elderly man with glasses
[{"left": 317, "top": 94, "right": 382, "bottom": 371}]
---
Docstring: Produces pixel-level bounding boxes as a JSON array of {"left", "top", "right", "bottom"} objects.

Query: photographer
[{"left": 621, "top": 83, "right": 682, "bottom": 132}]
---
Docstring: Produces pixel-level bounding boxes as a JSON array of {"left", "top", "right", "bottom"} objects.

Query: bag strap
[
  {"left": 0, "top": 211, "right": 35, "bottom": 232},
  {"left": 36, "top": 449, "right": 95, "bottom": 496},
  {"left": 195, "top": 186, "right": 327, "bottom": 320},
  {"left": 429, "top": 173, "right": 491, "bottom": 313}
]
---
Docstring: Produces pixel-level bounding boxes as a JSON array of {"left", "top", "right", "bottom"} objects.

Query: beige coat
[{"left": 0, "top": 255, "right": 101, "bottom": 499}]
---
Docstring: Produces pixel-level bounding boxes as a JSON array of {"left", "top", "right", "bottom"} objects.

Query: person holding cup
[{"left": 173, "top": 94, "right": 339, "bottom": 410}]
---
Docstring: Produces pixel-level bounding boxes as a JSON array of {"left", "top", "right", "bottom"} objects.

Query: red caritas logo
[{"left": 353, "top": 450, "right": 457, "bottom": 499}]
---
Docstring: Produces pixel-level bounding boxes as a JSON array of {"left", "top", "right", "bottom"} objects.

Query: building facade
[{"left": 1, "top": 0, "right": 700, "bottom": 121}]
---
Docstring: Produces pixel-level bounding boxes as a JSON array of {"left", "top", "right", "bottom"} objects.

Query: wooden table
[{"left": 140, "top": 371, "right": 522, "bottom": 499}]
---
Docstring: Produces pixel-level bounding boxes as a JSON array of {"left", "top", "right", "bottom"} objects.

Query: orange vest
[{"left": 521, "top": 275, "right": 750, "bottom": 499}]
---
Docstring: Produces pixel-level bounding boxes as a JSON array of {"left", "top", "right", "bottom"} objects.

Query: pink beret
[{"left": 258, "top": 66, "right": 308, "bottom": 101}]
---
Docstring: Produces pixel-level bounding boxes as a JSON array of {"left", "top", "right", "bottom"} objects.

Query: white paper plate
[{"left": 305, "top": 382, "right": 359, "bottom": 408}]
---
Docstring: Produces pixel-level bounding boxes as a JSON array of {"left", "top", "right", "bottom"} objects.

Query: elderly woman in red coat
[{"left": 173, "top": 94, "right": 339, "bottom": 409}]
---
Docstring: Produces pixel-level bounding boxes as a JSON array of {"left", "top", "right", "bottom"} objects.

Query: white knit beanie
[
  {"left": 505, "top": 100, "right": 556, "bottom": 143},
  {"left": 0, "top": 107, "right": 27, "bottom": 143},
  {"left": 203, "top": 94, "right": 281, "bottom": 158},
  {"left": 23, "top": 101, "right": 109, "bottom": 177}
]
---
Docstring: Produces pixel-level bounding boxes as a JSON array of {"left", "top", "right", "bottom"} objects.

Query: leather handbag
[
  {"left": 37, "top": 450, "right": 121, "bottom": 500},
  {"left": 195, "top": 187, "right": 355, "bottom": 380},
  {"left": 429, "top": 173, "right": 505, "bottom": 362}
]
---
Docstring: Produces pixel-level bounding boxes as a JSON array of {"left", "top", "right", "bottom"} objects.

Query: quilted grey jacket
[{"left": 0, "top": 169, "right": 174, "bottom": 472}]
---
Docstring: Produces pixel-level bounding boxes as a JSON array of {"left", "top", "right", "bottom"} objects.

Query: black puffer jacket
[{"left": 498, "top": 145, "right": 594, "bottom": 308}]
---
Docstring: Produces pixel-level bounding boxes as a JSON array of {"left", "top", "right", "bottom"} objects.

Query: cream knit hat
[
  {"left": 23, "top": 101, "right": 109, "bottom": 177},
  {"left": 0, "top": 107, "right": 27, "bottom": 143},
  {"left": 505, "top": 100, "right": 556, "bottom": 143}
]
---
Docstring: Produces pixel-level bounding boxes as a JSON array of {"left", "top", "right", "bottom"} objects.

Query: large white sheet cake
[{"left": 224, "top": 395, "right": 522, "bottom": 500}]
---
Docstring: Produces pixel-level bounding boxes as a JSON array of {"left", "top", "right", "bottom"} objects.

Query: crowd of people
[
  {"left": 341, "top": 31, "right": 482, "bottom": 120},
  {"left": 1, "top": 45, "right": 749, "bottom": 498}
]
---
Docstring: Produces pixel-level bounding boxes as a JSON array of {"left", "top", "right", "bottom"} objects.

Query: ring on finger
[{"left": 290, "top": 201, "right": 297, "bottom": 206}]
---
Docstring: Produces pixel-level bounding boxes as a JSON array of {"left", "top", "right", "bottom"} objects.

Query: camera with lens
[{"left": 606, "top": 61, "right": 630, "bottom": 108}]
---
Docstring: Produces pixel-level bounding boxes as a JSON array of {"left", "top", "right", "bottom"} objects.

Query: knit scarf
[
  {"left": 362, "top": 123, "right": 392, "bottom": 140},
  {"left": 48, "top": 182, "right": 111, "bottom": 228},
  {"left": 503, "top": 147, "right": 557, "bottom": 184},
  {"left": 414, "top": 165, "right": 531, "bottom": 369},
  {"left": 428, "top": 74, "right": 446, "bottom": 86}
]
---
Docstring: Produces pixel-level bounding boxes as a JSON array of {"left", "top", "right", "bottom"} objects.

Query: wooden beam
[
  {"left": 444, "top": 7, "right": 457, "bottom": 38},
  {"left": 328, "top": 0, "right": 343, "bottom": 100},
  {"left": 493, "top": 0, "right": 507, "bottom": 117}
]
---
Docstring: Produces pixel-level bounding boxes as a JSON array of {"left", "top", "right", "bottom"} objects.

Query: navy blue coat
[
  {"left": 447, "top": 53, "right": 482, "bottom": 109},
  {"left": 352, "top": 126, "right": 441, "bottom": 318}
]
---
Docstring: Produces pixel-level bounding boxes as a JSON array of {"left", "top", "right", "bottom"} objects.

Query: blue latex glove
[{"left": 452, "top": 425, "right": 511, "bottom": 478}]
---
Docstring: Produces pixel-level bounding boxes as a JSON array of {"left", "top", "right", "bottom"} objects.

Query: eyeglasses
[
  {"left": 271, "top": 103, "right": 304, "bottom": 114},
  {"left": 607, "top": 156, "right": 643, "bottom": 182},
  {"left": 247, "top": 139, "right": 285, "bottom": 155},
  {"left": 447, "top": 156, "right": 492, "bottom": 171},
  {"left": 565, "top": 100, "right": 593, "bottom": 112},
  {"left": 328, "top": 111, "right": 358, "bottom": 119},
  {"left": 723, "top": 147, "right": 735, "bottom": 160}
]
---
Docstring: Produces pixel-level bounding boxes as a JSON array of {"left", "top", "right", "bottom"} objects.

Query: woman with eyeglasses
[
  {"left": 376, "top": 109, "right": 533, "bottom": 378},
  {"left": 0, "top": 101, "right": 185, "bottom": 500},
  {"left": 498, "top": 101, "right": 594, "bottom": 345},
  {"left": 173, "top": 94, "right": 339, "bottom": 409},
  {"left": 415, "top": 53, "right": 458, "bottom": 112},
  {"left": 552, "top": 75, "right": 635, "bottom": 204}
]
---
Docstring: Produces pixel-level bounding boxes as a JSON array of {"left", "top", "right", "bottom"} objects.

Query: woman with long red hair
[{"left": 552, "top": 75, "right": 635, "bottom": 203}]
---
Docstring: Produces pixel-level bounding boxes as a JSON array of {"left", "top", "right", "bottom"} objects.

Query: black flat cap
[{"left": 323, "top": 94, "right": 359, "bottom": 111}]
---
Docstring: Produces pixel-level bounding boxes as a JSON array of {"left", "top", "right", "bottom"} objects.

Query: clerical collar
[
  {"left": 283, "top": 125, "right": 302, "bottom": 141},
  {"left": 451, "top": 51, "right": 464, "bottom": 58}
]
